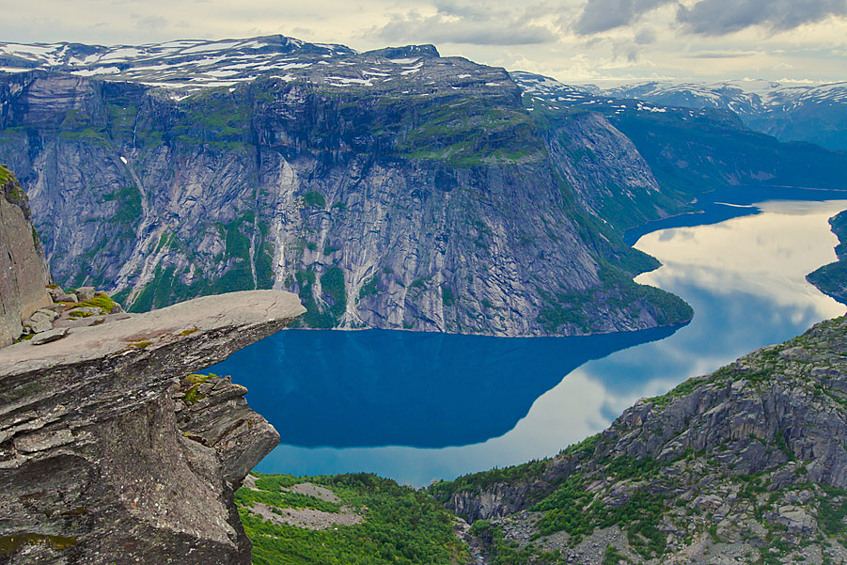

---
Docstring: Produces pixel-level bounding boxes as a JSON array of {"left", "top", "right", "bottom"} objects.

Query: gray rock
[
  {"left": 0, "top": 170, "right": 52, "bottom": 346},
  {"left": 75, "top": 286, "right": 96, "bottom": 300},
  {"left": 0, "top": 289, "right": 305, "bottom": 564},
  {"left": 29, "top": 327, "right": 69, "bottom": 345},
  {"left": 35, "top": 308, "right": 59, "bottom": 321},
  {"left": 54, "top": 292, "right": 78, "bottom": 303},
  {"left": 68, "top": 306, "right": 103, "bottom": 316},
  {"left": 26, "top": 311, "right": 54, "bottom": 333}
]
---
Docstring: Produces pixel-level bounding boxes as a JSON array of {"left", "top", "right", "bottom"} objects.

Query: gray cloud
[
  {"left": 678, "top": 0, "right": 847, "bottom": 35},
  {"left": 685, "top": 50, "right": 758, "bottom": 58},
  {"left": 573, "top": 0, "right": 675, "bottom": 34},
  {"left": 634, "top": 27, "right": 656, "bottom": 44},
  {"left": 132, "top": 14, "right": 168, "bottom": 32},
  {"left": 374, "top": 8, "right": 557, "bottom": 45}
]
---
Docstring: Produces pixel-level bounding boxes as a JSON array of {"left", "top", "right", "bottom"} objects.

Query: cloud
[
  {"left": 573, "top": 0, "right": 676, "bottom": 34},
  {"left": 678, "top": 0, "right": 847, "bottom": 35},
  {"left": 132, "top": 14, "right": 168, "bottom": 32},
  {"left": 685, "top": 50, "right": 759, "bottom": 58},
  {"left": 634, "top": 27, "right": 657, "bottom": 44},
  {"left": 373, "top": 5, "right": 557, "bottom": 46}
]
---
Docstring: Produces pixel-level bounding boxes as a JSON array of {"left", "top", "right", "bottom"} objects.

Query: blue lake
[{"left": 210, "top": 198, "right": 847, "bottom": 486}]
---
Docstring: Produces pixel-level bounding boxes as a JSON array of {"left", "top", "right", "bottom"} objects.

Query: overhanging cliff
[{"left": 0, "top": 290, "right": 304, "bottom": 564}]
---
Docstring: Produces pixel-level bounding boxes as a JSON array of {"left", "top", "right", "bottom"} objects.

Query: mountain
[
  {"left": 591, "top": 79, "right": 847, "bottom": 152},
  {"left": 512, "top": 72, "right": 847, "bottom": 217},
  {"left": 0, "top": 36, "right": 692, "bottom": 337},
  {"left": 426, "top": 315, "right": 847, "bottom": 564},
  {"left": 1, "top": 37, "right": 844, "bottom": 336}
]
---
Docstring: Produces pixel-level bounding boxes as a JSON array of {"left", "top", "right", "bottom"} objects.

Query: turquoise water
[{"left": 210, "top": 199, "right": 847, "bottom": 486}]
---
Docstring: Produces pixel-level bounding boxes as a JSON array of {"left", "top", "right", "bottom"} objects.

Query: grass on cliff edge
[{"left": 237, "top": 472, "right": 468, "bottom": 565}]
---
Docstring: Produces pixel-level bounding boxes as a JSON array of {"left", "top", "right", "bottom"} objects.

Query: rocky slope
[
  {"left": 808, "top": 210, "right": 847, "bottom": 305},
  {"left": 430, "top": 315, "right": 847, "bottom": 564},
  {"left": 0, "top": 36, "right": 704, "bottom": 336},
  {"left": 0, "top": 166, "right": 51, "bottom": 346},
  {"left": 0, "top": 290, "right": 305, "bottom": 564}
]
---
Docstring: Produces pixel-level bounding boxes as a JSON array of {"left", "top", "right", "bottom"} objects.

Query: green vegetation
[
  {"left": 0, "top": 534, "right": 76, "bottom": 556},
  {"left": 182, "top": 373, "right": 215, "bottom": 405},
  {"left": 101, "top": 186, "right": 143, "bottom": 234},
  {"left": 440, "top": 285, "right": 455, "bottom": 307},
  {"left": 294, "top": 267, "right": 348, "bottom": 328},
  {"left": 75, "top": 293, "right": 118, "bottom": 314},
  {"left": 602, "top": 546, "right": 630, "bottom": 565},
  {"left": 537, "top": 262, "right": 693, "bottom": 334},
  {"left": 0, "top": 164, "right": 13, "bottom": 186},
  {"left": 238, "top": 473, "right": 468, "bottom": 565},
  {"left": 302, "top": 191, "right": 326, "bottom": 209},
  {"left": 358, "top": 275, "right": 379, "bottom": 299},
  {"left": 429, "top": 459, "right": 549, "bottom": 502}
]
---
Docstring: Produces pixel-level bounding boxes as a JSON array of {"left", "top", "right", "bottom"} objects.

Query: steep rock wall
[
  {"left": 0, "top": 63, "right": 689, "bottom": 337},
  {"left": 0, "top": 166, "right": 51, "bottom": 347}
]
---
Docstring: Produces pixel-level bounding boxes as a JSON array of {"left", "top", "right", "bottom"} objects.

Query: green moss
[
  {"left": 302, "top": 191, "right": 326, "bottom": 208},
  {"left": 76, "top": 293, "right": 118, "bottom": 314},
  {"left": 183, "top": 373, "right": 216, "bottom": 404},
  {"left": 0, "top": 534, "right": 76, "bottom": 556},
  {"left": 68, "top": 310, "right": 94, "bottom": 319},
  {"left": 0, "top": 164, "right": 12, "bottom": 185}
]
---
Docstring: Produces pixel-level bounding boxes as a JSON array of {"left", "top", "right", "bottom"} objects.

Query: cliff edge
[{"left": 0, "top": 290, "right": 305, "bottom": 564}]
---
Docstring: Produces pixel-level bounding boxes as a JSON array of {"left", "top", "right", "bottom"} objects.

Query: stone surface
[
  {"left": 29, "top": 327, "right": 68, "bottom": 345},
  {"left": 0, "top": 289, "right": 305, "bottom": 564},
  {"left": 0, "top": 167, "right": 52, "bottom": 346}
]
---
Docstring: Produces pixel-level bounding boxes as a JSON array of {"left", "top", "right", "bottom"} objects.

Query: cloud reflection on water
[{"left": 252, "top": 200, "right": 847, "bottom": 486}]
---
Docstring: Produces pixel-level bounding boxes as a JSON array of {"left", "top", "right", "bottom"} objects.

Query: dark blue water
[
  {"left": 208, "top": 199, "right": 847, "bottom": 485},
  {"left": 210, "top": 325, "right": 678, "bottom": 448}
]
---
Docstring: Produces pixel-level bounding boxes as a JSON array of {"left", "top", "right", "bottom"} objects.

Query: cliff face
[
  {"left": 0, "top": 166, "right": 51, "bottom": 346},
  {"left": 432, "top": 316, "right": 847, "bottom": 564},
  {"left": 0, "top": 290, "right": 305, "bottom": 564},
  {"left": 0, "top": 38, "right": 690, "bottom": 337}
]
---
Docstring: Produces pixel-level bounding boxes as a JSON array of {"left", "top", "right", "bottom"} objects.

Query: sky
[{"left": 2, "top": 0, "right": 846, "bottom": 84}]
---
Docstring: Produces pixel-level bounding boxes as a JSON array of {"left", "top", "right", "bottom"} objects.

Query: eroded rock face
[
  {"left": 0, "top": 167, "right": 51, "bottom": 347},
  {"left": 0, "top": 290, "right": 304, "bottom": 564}
]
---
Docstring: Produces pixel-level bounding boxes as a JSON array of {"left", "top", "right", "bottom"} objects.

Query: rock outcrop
[
  {"left": 0, "top": 166, "right": 51, "bottom": 347},
  {"left": 432, "top": 315, "right": 847, "bottom": 564},
  {"left": 808, "top": 209, "right": 847, "bottom": 305},
  {"left": 0, "top": 290, "right": 305, "bottom": 564}
]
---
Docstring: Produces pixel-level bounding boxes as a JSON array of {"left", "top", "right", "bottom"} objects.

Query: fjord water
[{"left": 210, "top": 199, "right": 847, "bottom": 486}]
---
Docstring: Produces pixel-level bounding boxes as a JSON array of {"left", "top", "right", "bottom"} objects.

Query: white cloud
[{"left": 0, "top": 0, "right": 844, "bottom": 82}]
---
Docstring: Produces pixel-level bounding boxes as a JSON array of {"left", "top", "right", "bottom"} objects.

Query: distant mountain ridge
[
  {"left": 0, "top": 36, "right": 844, "bottom": 335},
  {"left": 579, "top": 78, "right": 847, "bottom": 152}
]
